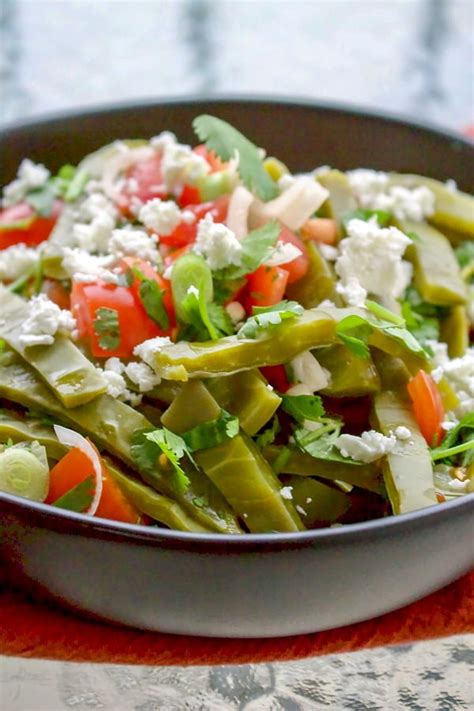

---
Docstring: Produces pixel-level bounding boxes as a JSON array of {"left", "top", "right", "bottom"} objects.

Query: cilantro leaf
[
  {"left": 255, "top": 416, "right": 281, "bottom": 449},
  {"left": 214, "top": 221, "right": 281, "bottom": 280},
  {"left": 431, "top": 413, "right": 474, "bottom": 466},
  {"left": 52, "top": 475, "right": 95, "bottom": 512},
  {"left": 181, "top": 409, "right": 240, "bottom": 452},
  {"left": 293, "top": 418, "right": 363, "bottom": 465},
  {"left": 207, "top": 302, "right": 234, "bottom": 336},
  {"left": 237, "top": 300, "right": 304, "bottom": 339},
  {"left": 93, "top": 307, "right": 121, "bottom": 350},
  {"left": 342, "top": 208, "right": 391, "bottom": 230},
  {"left": 454, "top": 241, "right": 474, "bottom": 270},
  {"left": 193, "top": 115, "right": 278, "bottom": 201},
  {"left": 138, "top": 279, "right": 170, "bottom": 330},
  {"left": 281, "top": 394, "right": 325, "bottom": 422},
  {"left": 131, "top": 428, "right": 191, "bottom": 493},
  {"left": 336, "top": 315, "right": 372, "bottom": 358}
]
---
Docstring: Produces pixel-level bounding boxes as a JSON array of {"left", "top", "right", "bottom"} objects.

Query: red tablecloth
[{"left": 1, "top": 572, "right": 472, "bottom": 665}]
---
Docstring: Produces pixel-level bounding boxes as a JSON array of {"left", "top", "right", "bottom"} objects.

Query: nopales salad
[{"left": 0, "top": 115, "right": 472, "bottom": 534}]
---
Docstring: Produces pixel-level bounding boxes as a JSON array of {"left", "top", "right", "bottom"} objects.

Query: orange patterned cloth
[{"left": 0, "top": 572, "right": 472, "bottom": 665}]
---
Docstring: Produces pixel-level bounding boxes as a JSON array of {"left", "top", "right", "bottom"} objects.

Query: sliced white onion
[
  {"left": 290, "top": 351, "right": 331, "bottom": 393},
  {"left": 226, "top": 186, "right": 254, "bottom": 239},
  {"left": 102, "top": 146, "right": 155, "bottom": 202},
  {"left": 250, "top": 177, "right": 329, "bottom": 231},
  {"left": 53, "top": 425, "right": 103, "bottom": 516},
  {"left": 264, "top": 241, "right": 302, "bottom": 267}
]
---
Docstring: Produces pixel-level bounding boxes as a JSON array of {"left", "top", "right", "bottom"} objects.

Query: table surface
[{"left": 0, "top": 1, "right": 473, "bottom": 709}]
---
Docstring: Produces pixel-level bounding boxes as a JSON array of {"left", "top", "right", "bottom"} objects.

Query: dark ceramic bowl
[{"left": 1, "top": 98, "right": 473, "bottom": 637}]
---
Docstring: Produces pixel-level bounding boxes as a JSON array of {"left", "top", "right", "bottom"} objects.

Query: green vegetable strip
[
  {"left": 52, "top": 476, "right": 95, "bottom": 512},
  {"left": 401, "top": 220, "right": 467, "bottom": 306},
  {"left": 316, "top": 344, "right": 381, "bottom": 397},
  {"left": 316, "top": 170, "right": 358, "bottom": 235},
  {"left": 161, "top": 381, "right": 305, "bottom": 533},
  {"left": 0, "top": 352, "right": 242, "bottom": 534},
  {"left": 206, "top": 370, "right": 282, "bottom": 435},
  {"left": 0, "top": 287, "right": 106, "bottom": 407},
  {"left": 372, "top": 391, "right": 437, "bottom": 514},
  {"left": 285, "top": 476, "right": 351, "bottom": 526},
  {"left": 263, "top": 445, "right": 384, "bottom": 494},
  {"left": 0, "top": 409, "right": 67, "bottom": 461},
  {"left": 286, "top": 241, "right": 341, "bottom": 308}
]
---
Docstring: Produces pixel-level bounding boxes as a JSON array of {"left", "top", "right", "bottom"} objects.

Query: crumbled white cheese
[
  {"left": 138, "top": 198, "right": 182, "bottom": 236},
  {"left": 160, "top": 141, "right": 209, "bottom": 193},
  {"left": 73, "top": 212, "right": 115, "bottom": 253},
  {"left": 441, "top": 420, "right": 457, "bottom": 431},
  {"left": 427, "top": 342, "right": 474, "bottom": 420},
  {"left": 347, "top": 169, "right": 435, "bottom": 221},
  {"left": 266, "top": 384, "right": 274, "bottom": 392},
  {"left": 0, "top": 244, "right": 38, "bottom": 281},
  {"left": 336, "top": 276, "right": 367, "bottom": 307},
  {"left": 445, "top": 178, "right": 458, "bottom": 193},
  {"left": 290, "top": 351, "right": 331, "bottom": 393},
  {"left": 100, "top": 358, "right": 143, "bottom": 405},
  {"left": 264, "top": 241, "right": 302, "bottom": 267},
  {"left": 150, "top": 131, "right": 178, "bottom": 152},
  {"left": 2, "top": 159, "right": 50, "bottom": 207},
  {"left": 295, "top": 505, "right": 307, "bottom": 516},
  {"left": 318, "top": 299, "right": 337, "bottom": 308},
  {"left": 335, "top": 218, "right": 412, "bottom": 303},
  {"left": 109, "top": 227, "right": 160, "bottom": 263},
  {"left": 280, "top": 486, "right": 293, "bottom": 500},
  {"left": 19, "top": 294, "right": 77, "bottom": 347},
  {"left": 225, "top": 301, "right": 246, "bottom": 326},
  {"left": 125, "top": 362, "right": 161, "bottom": 392},
  {"left": 336, "top": 430, "right": 397, "bottom": 463},
  {"left": 76, "top": 192, "right": 118, "bottom": 222},
  {"left": 319, "top": 244, "right": 339, "bottom": 261},
  {"left": 61, "top": 247, "right": 118, "bottom": 284},
  {"left": 305, "top": 497, "right": 312, "bottom": 504},
  {"left": 133, "top": 336, "right": 172, "bottom": 367},
  {"left": 394, "top": 426, "right": 412, "bottom": 441},
  {"left": 194, "top": 214, "right": 242, "bottom": 270}
]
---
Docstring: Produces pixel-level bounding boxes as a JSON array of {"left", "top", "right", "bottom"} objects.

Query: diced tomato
[
  {"left": 71, "top": 280, "right": 164, "bottom": 358},
  {"left": 277, "top": 227, "right": 309, "bottom": 284},
  {"left": 0, "top": 200, "right": 62, "bottom": 250},
  {"left": 193, "top": 144, "right": 227, "bottom": 172},
  {"left": 119, "top": 256, "right": 175, "bottom": 326},
  {"left": 178, "top": 184, "right": 201, "bottom": 207},
  {"left": 260, "top": 365, "right": 291, "bottom": 393},
  {"left": 43, "top": 279, "right": 70, "bottom": 310},
  {"left": 300, "top": 218, "right": 338, "bottom": 245},
  {"left": 158, "top": 195, "right": 229, "bottom": 248},
  {"left": 46, "top": 445, "right": 142, "bottom": 524},
  {"left": 245, "top": 265, "right": 289, "bottom": 311},
  {"left": 117, "top": 154, "right": 167, "bottom": 214},
  {"left": 407, "top": 370, "right": 445, "bottom": 446}
]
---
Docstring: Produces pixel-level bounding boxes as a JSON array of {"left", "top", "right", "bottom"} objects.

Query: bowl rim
[{"left": 1, "top": 95, "right": 473, "bottom": 549}]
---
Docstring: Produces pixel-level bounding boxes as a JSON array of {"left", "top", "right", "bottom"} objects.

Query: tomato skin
[
  {"left": 117, "top": 154, "right": 167, "bottom": 213},
  {"left": 178, "top": 184, "right": 201, "bottom": 207},
  {"left": 0, "top": 200, "right": 62, "bottom": 249},
  {"left": 71, "top": 280, "right": 163, "bottom": 358},
  {"left": 43, "top": 279, "right": 71, "bottom": 310},
  {"left": 407, "top": 370, "right": 445, "bottom": 446},
  {"left": 260, "top": 365, "right": 291, "bottom": 393},
  {"left": 245, "top": 265, "right": 289, "bottom": 311},
  {"left": 158, "top": 195, "right": 229, "bottom": 248},
  {"left": 277, "top": 227, "right": 309, "bottom": 284},
  {"left": 193, "top": 144, "right": 227, "bottom": 172},
  {"left": 47, "top": 446, "right": 142, "bottom": 524},
  {"left": 119, "top": 256, "right": 175, "bottom": 326}
]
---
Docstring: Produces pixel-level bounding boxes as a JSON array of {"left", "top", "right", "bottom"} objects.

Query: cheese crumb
[
  {"left": 138, "top": 198, "right": 182, "bottom": 236},
  {"left": 394, "top": 426, "right": 412, "bottom": 441},
  {"left": 290, "top": 351, "right": 331, "bottom": 393},
  {"left": 336, "top": 276, "right": 367, "bottom": 307},
  {"left": 194, "top": 214, "right": 242, "bottom": 270},
  {"left": 109, "top": 227, "right": 159, "bottom": 263},
  {"left": 225, "top": 301, "right": 246, "bottom": 326},
  {"left": 319, "top": 244, "right": 339, "bottom": 261},
  {"left": 19, "top": 294, "right": 77, "bottom": 347},
  {"left": 160, "top": 141, "right": 209, "bottom": 193},
  {"left": 125, "top": 362, "right": 161, "bottom": 392},
  {"left": 335, "top": 218, "right": 412, "bottom": 303},
  {"left": 77, "top": 192, "right": 118, "bottom": 222},
  {"left": 73, "top": 212, "right": 115, "bottom": 253},
  {"left": 61, "top": 247, "right": 118, "bottom": 284},
  {"left": 347, "top": 169, "right": 435, "bottom": 221},
  {"left": 280, "top": 486, "right": 293, "bottom": 500},
  {"left": 296, "top": 505, "right": 307, "bottom": 516},
  {"left": 0, "top": 244, "right": 38, "bottom": 281},
  {"left": 336, "top": 430, "right": 397, "bottom": 463},
  {"left": 2, "top": 159, "right": 50, "bottom": 207},
  {"left": 133, "top": 336, "right": 172, "bottom": 367}
]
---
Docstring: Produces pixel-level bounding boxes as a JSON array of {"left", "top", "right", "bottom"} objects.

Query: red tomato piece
[
  {"left": 117, "top": 154, "right": 167, "bottom": 214},
  {"left": 71, "top": 280, "right": 163, "bottom": 358},
  {"left": 0, "top": 200, "right": 62, "bottom": 250},
  {"left": 163, "top": 244, "right": 193, "bottom": 267},
  {"left": 407, "top": 370, "right": 445, "bottom": 446},
  {"left": 158, "top": 196, "right": 229, "bottom": 248},
  {"left": 178, "top": 184, "right": 201, "bottom": 207},
  {"left": 277, "top": 227, "right": 309, "bottom": 284},
  {"left": 245, "top": 265, "right": 289, "bottom": 310},
  {"left": 260, "top": 365, "right": 291, "bottom": 393},
  {"left": 193, "top": 144, "right": 227, "bottom": 172},
  {"left": 43, "top": 279, "right": 71, "bottom": 310},
  {"left": 119, "top": 256, "right": 175, "bottom": 326}
]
